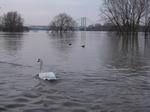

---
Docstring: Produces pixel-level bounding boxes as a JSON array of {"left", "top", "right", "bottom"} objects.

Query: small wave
[
  {"left": 23, "top": 108, "right": 52, "bottom": 112},
  {"left": 14, "top": 98, "right": 30, "bottom": 103},
  {"left": 0, "top": 61, "right": 32, "bottom": 67},
  {"left": 0, "top": 107, "right": 7, "bottom": 111},
  {"left": 5, "top": 103, "right": 25, "bottom": 108},
  {"left": 61, "top": 101, "right": 81, "bottom": 107}
]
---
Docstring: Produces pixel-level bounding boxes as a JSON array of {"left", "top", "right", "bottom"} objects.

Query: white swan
[{"left": 37, "top": 58, "right": 57, "bottom": 81}]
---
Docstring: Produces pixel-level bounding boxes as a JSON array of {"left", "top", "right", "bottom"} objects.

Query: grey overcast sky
[{"left": 0, "top": 0, "right": 103, "bottom": 25}]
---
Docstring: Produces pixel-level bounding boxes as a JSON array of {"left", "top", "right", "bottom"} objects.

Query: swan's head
[{"left": 37, "top": 58, "right": 41, "bottom": 63}]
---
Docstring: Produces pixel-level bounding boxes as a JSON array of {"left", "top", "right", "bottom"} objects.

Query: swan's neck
[{"left": 39, "top": 60, "right": 43, "bottom": 73}]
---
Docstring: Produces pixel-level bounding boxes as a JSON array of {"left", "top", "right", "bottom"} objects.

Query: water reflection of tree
[
  {"left": 144, "top": 35, "right": 150, "bottom": 58},
  {"left": 104, "top": 33, "right": 148, "bottom": 71},
  {"left": 47, "top": 31, "right": 77, "bottom": 53},
  {"left": 3, "top": 33, "right": 24, "bottom": 55},
  {"left": 47, "top": 31, "right": 76, "bottom": 38},
  {"left": 47, "top": 31, "right": 76, "bottom": 44},
  {"left": 121, "top": 34, "right": 139, "bottom": 56}
]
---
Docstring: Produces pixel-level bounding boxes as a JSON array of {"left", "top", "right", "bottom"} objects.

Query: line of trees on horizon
[
  {"left": 1, "top": 0, "right": 150, "bottom": 33},
  {"left": 0, "top": 11, "right": 78, "bottom": 32}
]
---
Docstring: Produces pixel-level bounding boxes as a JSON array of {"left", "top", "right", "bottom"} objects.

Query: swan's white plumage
[
  {"left": 37, "top": 58, "right": 57, "bottom": 81},
  {"left": 38, "top": 72, "right": 56, "bottom": 80}
]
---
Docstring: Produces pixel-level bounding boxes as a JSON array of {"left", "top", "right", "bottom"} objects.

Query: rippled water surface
[{"left": 0, "top": 31, "right": 150, "bottom": 112}]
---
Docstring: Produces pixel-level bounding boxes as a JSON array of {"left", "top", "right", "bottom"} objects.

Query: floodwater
[{"left": 0, "top": 31, "right": 150, "bottom": 112}]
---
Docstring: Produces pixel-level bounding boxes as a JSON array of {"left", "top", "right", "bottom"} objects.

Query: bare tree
[
  {"left": 1, "top": 11, "right": 24, "bottom": 32},
  {"left": 144, "top": 0, "right": 150, "bottom": 34},
  {"left": 101, "top": 0, "right": 148, "bottom": 32},
  {"left": 49, "top": 13, "right": 77, "bottom": 32}
]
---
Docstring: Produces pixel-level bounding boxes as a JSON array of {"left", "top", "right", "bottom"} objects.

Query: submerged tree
[
  {"left": 101, "top": 0, "right": 149, "bottom": 32},
  {"left": 1, "top": 11, "right": 24, "bottom": 32},
  {"left": 49, "top": 13, "right": 77, "bottom": 32},
  {"left": 144, "top": 0, "right": 150, "bottom": 34}
]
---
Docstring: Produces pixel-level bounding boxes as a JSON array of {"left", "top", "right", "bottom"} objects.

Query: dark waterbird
[{"left": 81, "top": 45, "right": 85, "bottom": 48}]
